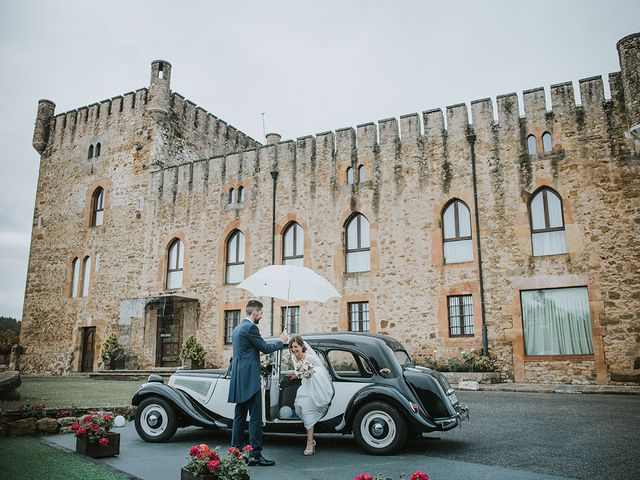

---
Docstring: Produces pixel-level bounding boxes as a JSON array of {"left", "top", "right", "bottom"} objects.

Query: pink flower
[
  {"left": 99, "top": 437, "right": 109, "bottom": 447},
  {"left": 409, "top": 472, "right": 429, "bottom": 480},
  {"left": 207, "top": 460, "right": 220, "bottom": 471},
  {"left": 189, "top": 446, "right": 201, "bottom": 457},
  {"left": 355, "top": 475, "right": 373, "bottom": 480},
  {"left": 76, "top": 427, "right": 86, "bottom": 437},
  {"left": 207, "top": 451, "right": 219, "bottom": 461},
  {"left": 71, "top": 423, "right": 80, "bottom": 431},
  {"left": 84, "top": 414, "right": 93, "bottom": 422},
  {"left": 242, "top": 445, "right": 253, "bottom": 453}
]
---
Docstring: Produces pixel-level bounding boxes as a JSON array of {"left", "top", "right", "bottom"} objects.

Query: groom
[{"left": 228, "top": 299, "right": 288, "bottom": 466}]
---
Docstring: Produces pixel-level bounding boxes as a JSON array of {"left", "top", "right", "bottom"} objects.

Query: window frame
[
  {"left": 91, "top": 187, "right": 104, "bottom": 227},
  {"left": 166, "top": 238, "right": 184, "bottom": 289},
  {"left": 542, "top": 132, "right": 552, "bottom": 153},
  {"left": 442, "top": 199, "right": 473, "bottom": 264},
  {"left": 447, "top": 294, "right": 474, "bottom": 337},
  {"left": 348, "top": 301, "right": 370, "bottom": 332},
  {"left": 345, "top": 213, "right": 371, "bottom": 273},
  {"left": 80, "top": 256, "right": 91, "bottom": 297},
  {"left": 70, "top": 257, "right": 80, "bottom": 298},
  {"left": 282, "top": 222, "right": 304, "bottom": 265},
  {"left": 527, "top": 134, "right": 537, "bottom": 155},
  {"left": 225, "top": 230, "right": 245, "bottom": 284},
  {"left": 224, "top": 309, "right": 241, "bottom": 345},
  {"left": 346, "top": 167, "right": 354, "bottom": 185}
]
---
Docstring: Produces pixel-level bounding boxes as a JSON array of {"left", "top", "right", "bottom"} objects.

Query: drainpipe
[
  {"left": 467, "top": 130, "right": 489, "bottom": 357},
  {"left": 270, "top": 169, "right": 279, "bottom": 336}
]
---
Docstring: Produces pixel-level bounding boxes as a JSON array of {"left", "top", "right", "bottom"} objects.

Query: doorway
[
  {"left": 155, "top": 301, "right": 183, "bottom": 367},
  {"left": 80, "top": 327, "right": 96, "bottom": 372}
]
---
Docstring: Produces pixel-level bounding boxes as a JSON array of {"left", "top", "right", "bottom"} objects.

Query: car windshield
[{"left": 394, "top": 350, "right": 414, "bottom": 369}]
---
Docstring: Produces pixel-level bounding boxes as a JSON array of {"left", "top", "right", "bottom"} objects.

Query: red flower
[
  {"left": 207, "top": 460, "right": 220, "bottom": 471},
  {"left": 103, "top": 415, "right": 111, "bottom": 422},
  {"left": 227, "top": 447, "right": 238, "bottom": 454},
  {"left": 71, "top": 423, "right": 80, "bottom": 431},
  {"left": 99, "top": 437, "right": 109, "bottom": 447},
  {"left": 242, "top": 445, "right": 253, "bottom": 453},
  {"left": 41, "top": 403, "right": 46, "bottom": 409},
  {"left": 355, "top": 475, "right": 373, "bottom": 480},
  {"left": 84, "top": 414, "right": 93, "bottom": 422},
  {"left": 76, "top": 427, "right": 86, "bottom": 437},
  {"left": 207, "top": 451, "right": 219, "bottom": 461},
  {"left": 409, "top": 472, "right": 429, "bottom": 480},
  {"left": 189, "top": 446, "right": 201, "bottom": 457}
]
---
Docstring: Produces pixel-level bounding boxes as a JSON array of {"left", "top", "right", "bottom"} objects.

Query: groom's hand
[{"left": 279, "top": 331, "right": 289, "bottom": 344}]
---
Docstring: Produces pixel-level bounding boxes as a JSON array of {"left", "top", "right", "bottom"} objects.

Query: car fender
[
  {"left": 132, "top": 382, "right": 225, "bottom": 429},
  {"left": 338, "top": 385, "right": 437, "bottom": 432}
]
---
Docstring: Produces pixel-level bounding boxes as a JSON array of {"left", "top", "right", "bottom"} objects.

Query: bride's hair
[{"left": 288, "top": 335, "right": 307, "bottom": 352}]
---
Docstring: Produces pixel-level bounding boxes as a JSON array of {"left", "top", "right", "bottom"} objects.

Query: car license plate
[{"left": 449, "top": 393, "right": 458, "bottom": 405}]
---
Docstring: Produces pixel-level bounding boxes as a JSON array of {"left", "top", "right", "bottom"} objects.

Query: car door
[{"left": 323, "top": 349, "right": 373, "bottom": 419}]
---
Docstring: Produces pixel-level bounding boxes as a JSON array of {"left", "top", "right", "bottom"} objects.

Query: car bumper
[{"left": 433, "top": 404, "right": 469, "bottom": 431}]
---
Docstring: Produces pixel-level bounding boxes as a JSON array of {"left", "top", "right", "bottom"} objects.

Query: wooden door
[
  {"left": 156, "top": 303, "right": 183, "bottom": 367},
  {"left": 81, "top": 327, "right": 96, "bottom": 372}
]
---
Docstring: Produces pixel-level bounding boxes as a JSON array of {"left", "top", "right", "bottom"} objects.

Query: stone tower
[
  {"left": 32, "top": 99, "right": 55, "bottom": 153},
  {"left": 617, "top": 32, "right": 640, "bottom": 141},
  {"left": 147, "top": 60, "right": 172, "bottom": 122}
]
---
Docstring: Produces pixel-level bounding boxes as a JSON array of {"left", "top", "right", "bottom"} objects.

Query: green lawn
[
  {"left": 0, "top": 436, "right": 128, "bottom": 479},
  {"left": 1, "top": 377, "right": 142, "bottom": 411}
]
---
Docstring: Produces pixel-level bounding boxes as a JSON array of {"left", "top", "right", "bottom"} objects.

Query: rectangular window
[
  {"left": 348, "top": 302, "right": 369, "bottom": 332},
  {"left": 521, "top": 287, "right": 593, "bottom": 356},
  {"left": 448, "top": 295, "right": 474, "bottom": 337},
  {"left": 281, "top": 306, "right": 300, "bottom": 334},
  {"left": 224, "top": 310, "right": 241, "bottom": 345}
]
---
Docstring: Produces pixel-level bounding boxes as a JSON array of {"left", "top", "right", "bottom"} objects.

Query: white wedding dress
[{"left": 292, "top": 343, "right": 334, "bottom": 429}]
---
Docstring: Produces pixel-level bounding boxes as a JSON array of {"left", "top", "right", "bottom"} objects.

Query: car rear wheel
[
  {"left": 135, "top": 396, "right": 178, "bottom": 442},
  {"left": 353, "top": 401, "right": 407, "bottom": 455}
]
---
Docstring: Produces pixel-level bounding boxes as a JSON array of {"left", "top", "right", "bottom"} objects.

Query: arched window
[
  {"left": 166, "top": 239, "right": 184, "bottom": 289},
  {"left": 283, "top": 222, "right": 304, "bottom": 266},
  {"left": 95, "top": 143, "right": 101, "bottom": 157},
  {"left": 442, "top": 200, "right": 473, "bottom": 264},
  {"left": 237, "top": 186, "right": 245, "bottom": 203},
  {"left": 529, "top": 187, "right": 568, "bottom": 256},
  {"left": 345, "top": 213, "right": 370, "bottom": 273},
  {"left": 358, "top": 165, "right": 366, "bottom": 182},
  {"left": 346, "top": 167, "right": 354, "bottom": 185},
  {"left": 91, "top": 187, "right": 104, "bottom": 226},
  {"left": 527, "top": 135, "right": 537, "bottom": 155},
  {"left": 81, "top": 256, "right": 91, "bottom": 297},
  {"left": 71, "top": 257, "right": 80, "bottom": 298},
  {"left": 228, "top": 188, "right": 235, "bottom": 204},
  {"left": 87, "top": 145, "right": 94, "bottom": 159},
  {"left": 226, "top": 230, "right": 245, "bottom": 284},
  {"left": 542, "top": 132, "right": 552, "bottom": 153}
]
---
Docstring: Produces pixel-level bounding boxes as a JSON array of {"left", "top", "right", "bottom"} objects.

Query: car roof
[{"left": 264, "top": 332, "right": 405, "bottom": 351}]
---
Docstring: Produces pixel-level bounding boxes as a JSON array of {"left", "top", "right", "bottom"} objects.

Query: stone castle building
[{"left": 21, "top": 33, "right": 640, "bottom": 384}]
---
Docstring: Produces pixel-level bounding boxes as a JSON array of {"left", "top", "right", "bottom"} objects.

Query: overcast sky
[{"left": 0, "top": 0, "right": 638, "bottom": 321}]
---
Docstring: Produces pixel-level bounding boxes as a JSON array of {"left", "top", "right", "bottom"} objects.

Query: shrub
[
  {"left": 179, "top": 335, "right": 206, "bottom": 363},
  {"left": 0, "top": 330, "right": 19, "bottom": 356},
  {"left": 100, "top": 333, "right": 125, "bottom": 364}
]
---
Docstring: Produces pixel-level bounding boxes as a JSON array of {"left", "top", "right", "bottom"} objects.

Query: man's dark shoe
[{"left": 248, "top": 453, "right": 276, "bottom": 466}]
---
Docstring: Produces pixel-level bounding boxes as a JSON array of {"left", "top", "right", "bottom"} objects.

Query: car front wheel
[
  {"left": 135, "top": 396, "right": 178, "bottom": 442},
  {"left": 353, "top": 401, "right": 407, "bottom": 455}
]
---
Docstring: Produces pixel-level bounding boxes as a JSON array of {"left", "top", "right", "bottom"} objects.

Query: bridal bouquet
[{"left": 295, "top": 359, "right": 315, "bottom": 379}]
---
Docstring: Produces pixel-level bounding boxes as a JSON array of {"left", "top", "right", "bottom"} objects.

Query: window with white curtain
[
  {"left": 81, "top": 256, "right": 91, "bottom": 297},
  {"left": 91, "top": 187, "right": 104, "bottom": 226},
  {"left": 282, "top": 222, "right": 304, "bottom": 266},
  {"left": 348, "top": 302, "right": 370, "bottom": 332},
  {"left": 527, "top": 135, "right": 537, "bottom": 155},
  {"left": 442, "top": 200, "right": 473, "bottom": 264},
  {"left": 542, "top": 132, "right": 553, "bottom": 153},
  {"left": 521, "top": 286, "right": 593, "bottom": 356},
  {"left": 529, "top": 188, "right": 568, "bottom": 256},
  {"left": 345, "top": 213, "right": 370, "bottom": 273},
  {"left": 166, "top": 238, "right": 184, "bottom": 289},
  {"left": 226, "top": 230, "right": 245, "bottom": 284},
  {"left": 71, "top": 257, "right": 80, "bottom": 298}
]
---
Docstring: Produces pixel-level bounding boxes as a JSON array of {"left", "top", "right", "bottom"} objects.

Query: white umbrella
[{"left": 237, "top": 265, "right": 340, "bottom": 303}]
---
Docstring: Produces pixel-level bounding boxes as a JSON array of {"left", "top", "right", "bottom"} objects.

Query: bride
[{"left": 288, "top": 335, "right": 333, "bottom": 455}]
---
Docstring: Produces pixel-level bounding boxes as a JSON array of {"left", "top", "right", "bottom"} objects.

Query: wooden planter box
[
  {"left": 76, "top": 432, "right": 120, "bottom": 458},
  {"left": 182, "top": 359, "right": 204, "bottom": 370},
  {"left": 180, "top": 467, "right": 216, "bottom": 480}
]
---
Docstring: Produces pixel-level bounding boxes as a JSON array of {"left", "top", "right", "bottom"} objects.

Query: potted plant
[
  {"left": 181, "top": 444, "right": 251, "bottom": 480},
  {"left": 179, "top": 335, "right": 206, "bottom": 370},
  {"left": 100, "top": 333, "right": 125, "bottom": 370},
  {"left": 72, "top": 413, "right": 120, "bottom": 458}
]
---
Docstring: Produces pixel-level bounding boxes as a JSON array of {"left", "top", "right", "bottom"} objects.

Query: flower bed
[{"left": 182, "top": 443, "right": 251, "bottom": 480}]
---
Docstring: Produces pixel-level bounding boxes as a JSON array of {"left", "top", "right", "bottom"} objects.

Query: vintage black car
[{"left": 132, "top": 332, "right": 468, "bottom": 454}]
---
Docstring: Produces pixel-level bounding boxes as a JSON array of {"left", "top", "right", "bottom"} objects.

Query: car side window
[{"left": 327, "top": 349, "right": 373, "bottom": 379}]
